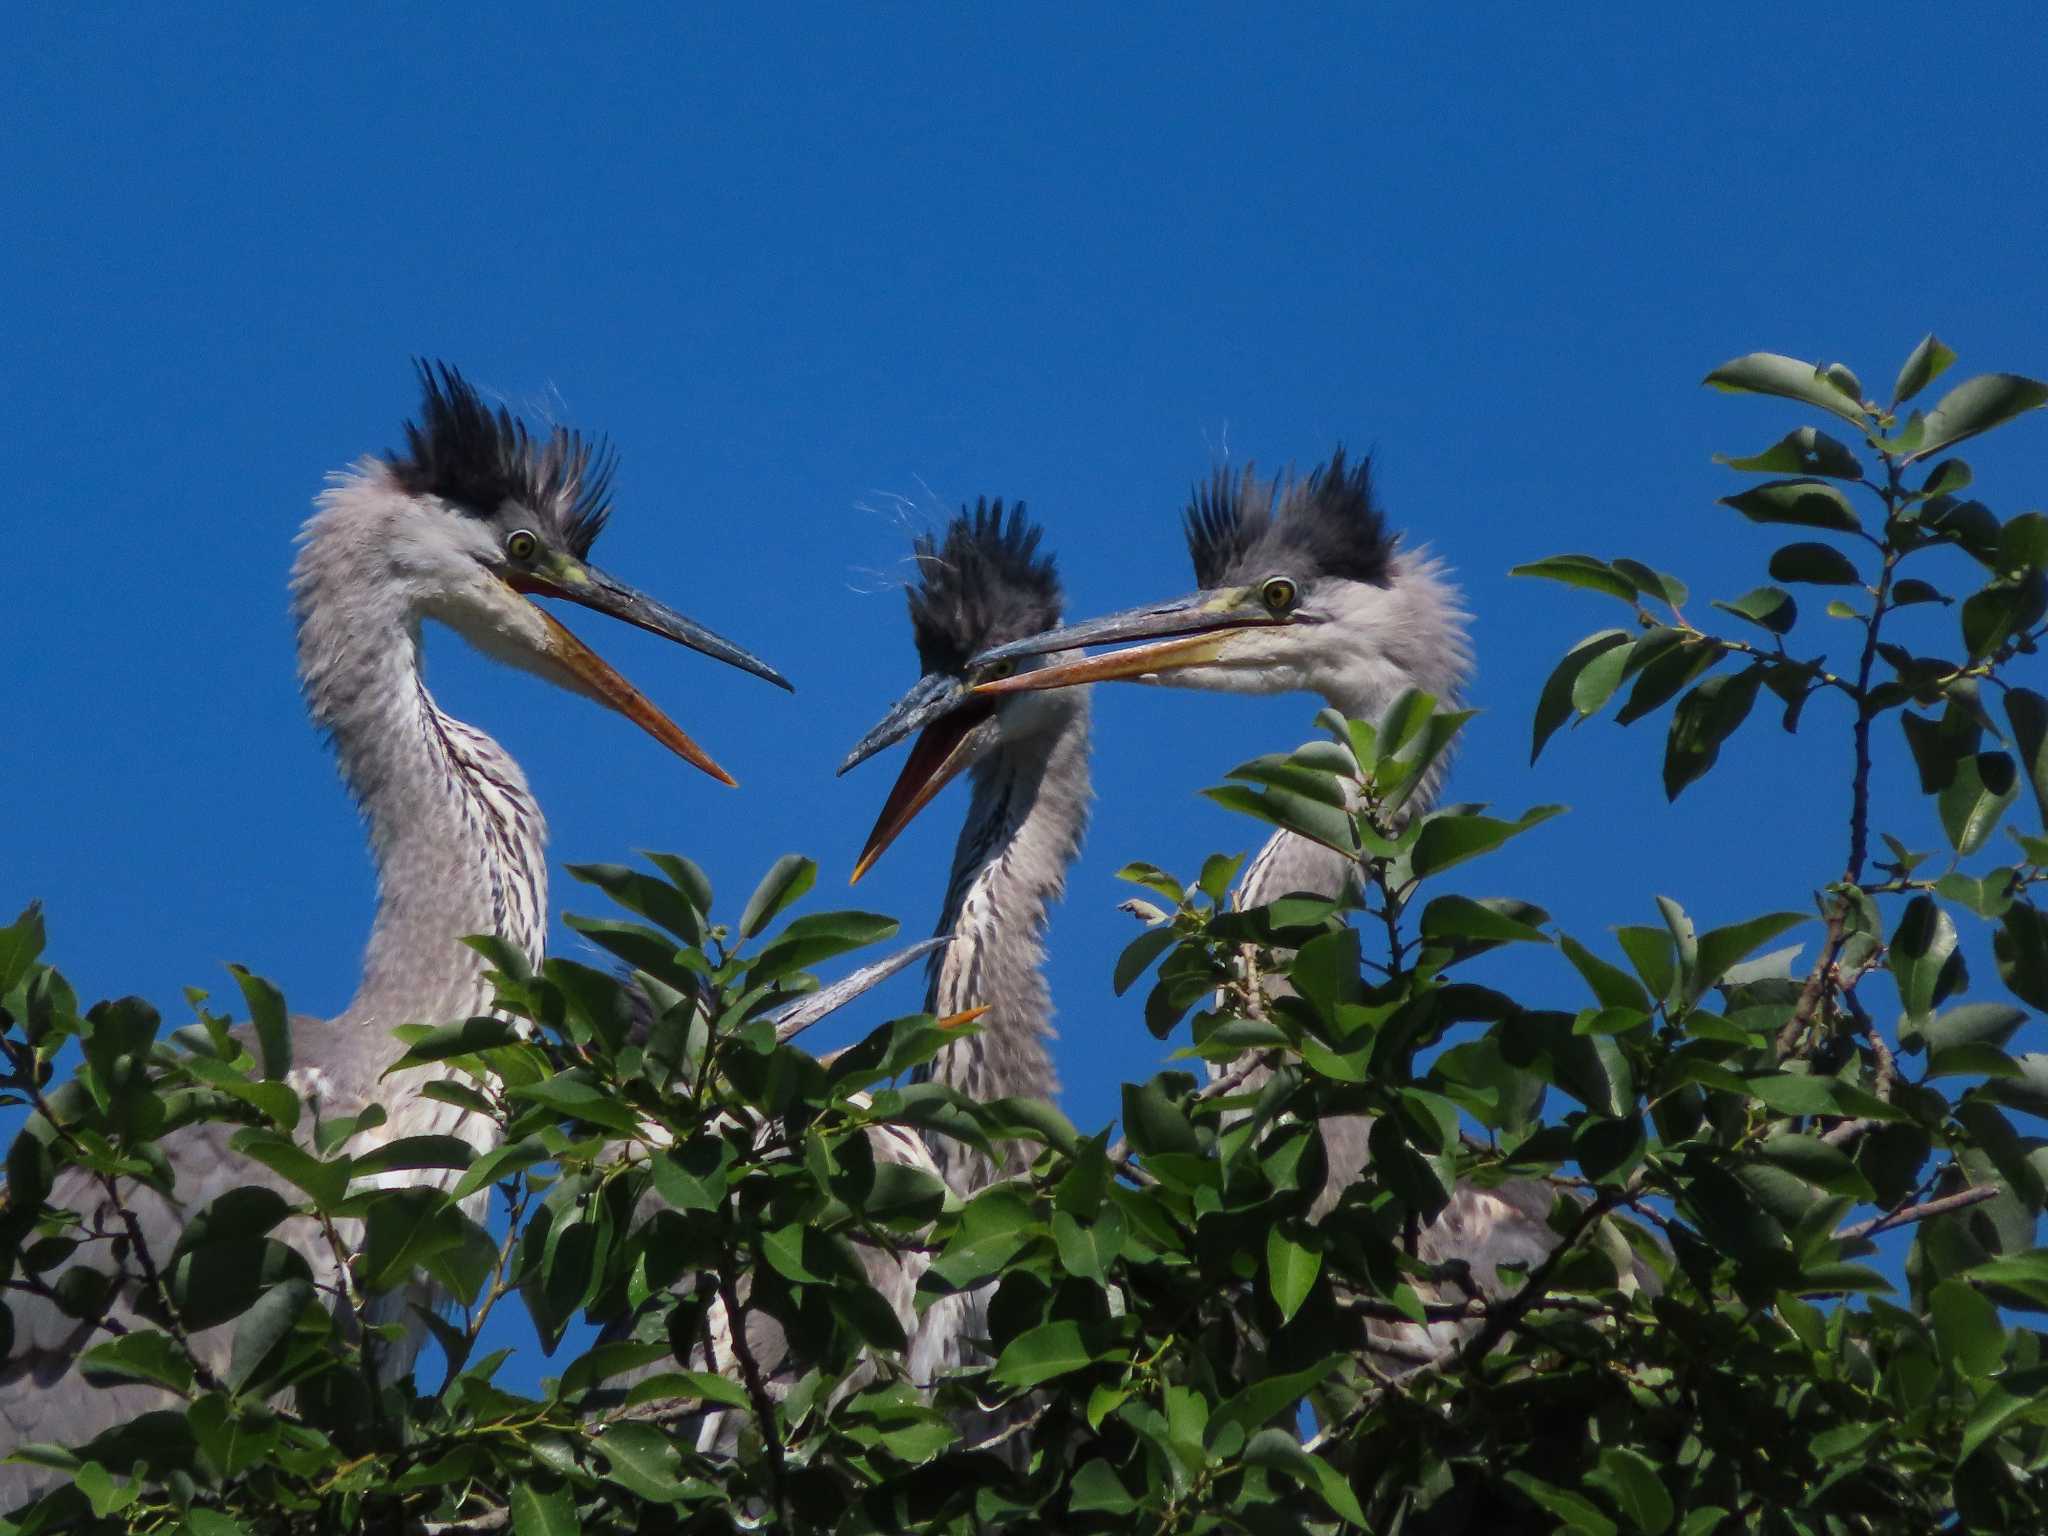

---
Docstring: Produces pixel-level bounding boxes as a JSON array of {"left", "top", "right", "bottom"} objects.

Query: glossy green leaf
[
  {"left": 1532, "top": 629, "right": 1632, "bottom": 760},
  {"left": 1586, "top": 1446, "right": 1673, "bottom": 1535},
  {"left": 1510, "top": 554, "right": 1639, "bottom": 602},
  {"left": 1266, "top": 1224, "right": 1321, "bottom": 1324},
  {"left": 1892, "top": 333, "right": 1958, "bottom": 406},
  {"left": 227, "top": 965, "right": 290, "bottom": 1083},
  {"left": 739, "top": 854, "right": 817, "bottom": 938},
  {"left": 1703, "top": 352, "right": 1866, "bottom": 427},
  {"left": 509, "top": 1480, "right": 581, "bottom": 1536},
  {"left": 1714, "top": 586, "right": 1797, "bottom": 635},
  {"left": 225, "top": 1277, "right": 313, "bottom": 1394},
  {"left": 1410, "top": 804, "right": 1564, "bottom": 878},
  {"left": 1769, "top": 542, "right": 1862, "bottom": 586},
  {"left": 991, "top": 1320, "right": 1103, "bottom": 1389},
  {"left": 1716, "top": 425, "right": 1864, "bottom": 480},
  {"left": 79, "top": 1330, "right": 195, "bottom": 1395},
  {"left": 565, "top": 861, "right": 703, "bottom": 945},
  {"left": 2005, "top": 688, "right": 2048, "bottom": 826},
  {"left": 1939, "top": 752, "right": 2019, "bottom": 855},
  {"left": 1897, "top": 372, "right": 2048, "bottom": 464},
  {"left": 1663, "top": 666, "right": 1763, "bottom": 799},
  {"left": 1720, "top": 478, "right": 1861, "bottom": 533},
  {"left": 1502, "top": 1472, "right": 1621, "bottom": 1536},
  {"left": 1892, "top": 897, "right": 1964, "bottom": 1023},
  {"left": 1121, "top": 1078, "right": 1198, "bottom": 1158},
  {"left": 1994, "top": 904, "right": 2048, "bottom": 1010}
]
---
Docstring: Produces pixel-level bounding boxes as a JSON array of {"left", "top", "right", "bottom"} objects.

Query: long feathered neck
[
  {"left": 919, "top": 696, "right": 1091, "bottom": 1192},
  {"left": 292, "top": 469, "right": 549, "bottom": 1088},
  {"left": 1239, "top": 546, "right": 1470, "bottom": 912}
]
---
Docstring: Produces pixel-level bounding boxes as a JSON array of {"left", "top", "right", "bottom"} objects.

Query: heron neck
[
  {"left": 919, "top": 698, "right": 1090, "bottom": 1192},
  {"left": 293, "top": 481, "right": 549, "bottom": 1070}
]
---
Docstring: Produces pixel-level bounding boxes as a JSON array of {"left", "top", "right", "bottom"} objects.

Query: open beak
[
  {"left": 965, "top": 590, "right": 1302, "bottom": 695},
  {"left": 838, "top": 673, "right": 992, "bottom": 884},
  {"left": 507, "top": 560, "right": 792, "bottom": 786}
]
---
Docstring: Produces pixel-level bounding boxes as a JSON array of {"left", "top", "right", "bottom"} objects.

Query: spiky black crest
[
  {"left": 907, "top": 499, "right": 1063, "bottom": 674},
  {"left": 386, "top": 361, "right": 616, "bottom": 559},
  {"left": 1184, "top": 448, "right": 1394, "bottom": 590}
]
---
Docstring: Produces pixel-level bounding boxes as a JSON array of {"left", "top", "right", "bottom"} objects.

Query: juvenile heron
[
  {"left": 839, "top": 499, "right": 1090, "bottom": 1415},
  {"left": 0, "top": 363, "right": 789, "bottom": 1500},
  {"left": 969, "top": 453, "right": 1572, "bottom": 1328}
]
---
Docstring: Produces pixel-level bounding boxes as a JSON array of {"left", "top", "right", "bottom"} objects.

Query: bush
[{"left": 4, "top": 335, "right": 2047, "bottom": 1533}]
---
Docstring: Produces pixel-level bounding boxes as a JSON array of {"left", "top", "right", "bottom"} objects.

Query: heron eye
[
  {"left": 978, "top": 658, "right": 1018, "bottom": 683},
  {"left": 505, "top": 529, "right": 539, "bottom": 562},
  {"left": 1261, "top": 576, "right": 1298, "bottom": 612}
]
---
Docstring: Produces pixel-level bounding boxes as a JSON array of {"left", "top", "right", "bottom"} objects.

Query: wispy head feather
[
  {"left": 1184, "top": 448, "right": 1393, "bottom": 590},
  {"left": 907, "top": 499, "right": 1063, "bottom": 673},
  {"left": 386, "top": 361, "right": 616, "bottom": 558}
]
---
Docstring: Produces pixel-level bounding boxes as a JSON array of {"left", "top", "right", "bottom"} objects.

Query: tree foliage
[{"left": 4, "top": 336, "right": 2048, "bottom": 1532}]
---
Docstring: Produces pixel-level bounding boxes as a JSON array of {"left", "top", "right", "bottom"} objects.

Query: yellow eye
[
  {"left": 1261, "top": 576, "right": 1297, "bottom": 611},
  {"left": 505, "top": 529, "right": 539, "bottom": 562}
]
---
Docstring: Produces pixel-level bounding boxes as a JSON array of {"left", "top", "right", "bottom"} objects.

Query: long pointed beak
[
  {"left": 965, "top": 589, "right": 1301, "bottom": 695},
  {"left": 504, "top": 560, "right": 790, "bottom": 786},
  {"left": 512, "top": 562, "right": 793, "bottom": 692},
  {"left": 839, "top": 673, "right": 991, "bottom": 885}
]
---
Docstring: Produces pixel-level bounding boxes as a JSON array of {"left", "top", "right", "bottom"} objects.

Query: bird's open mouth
[{"left": 849, "top": 697, "right": 996, "bottom": 884}]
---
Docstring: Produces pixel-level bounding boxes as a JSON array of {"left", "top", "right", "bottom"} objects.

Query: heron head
[
  {"left": 368, "top": 362, "right": 791, "bottom": 784},
  {"left": 839, "top": 499, "right": 1074, "bottom": 883},
  {"left": 967, "top": 450, "right": 1413, "bottom": 701}
]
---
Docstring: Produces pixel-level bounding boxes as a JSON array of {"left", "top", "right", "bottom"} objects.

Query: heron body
[
  {"left": 967, "top": 453, "right": 1597, "bottom": 1338},
  {"left": 840, "top": 499, "right": 1089, "bottom": 1419},
  {"left": 0, "top": 366, "right": 786, "bottom": 1504}
]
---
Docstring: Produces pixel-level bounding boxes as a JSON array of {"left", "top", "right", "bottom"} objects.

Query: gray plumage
[
  {"left": 965, "top": 450, "right": 1648, "bottom": 1359},
  {"left": 0, "top": 365, "right": 783, "bottom": 1505},
  {"left": 841, "top": 500, "right": 1090, "bottom": 1426}
]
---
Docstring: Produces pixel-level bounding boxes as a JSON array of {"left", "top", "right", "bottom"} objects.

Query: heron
[
  {"left": 967, "top": 452, "right": 1578, "bottom": 1336},
  {"left": 0, "top": 363, "right": 790, "bottom": 1501},
  {"left": 837, "top": 497, "right": 1089, "bottom": 1428}
]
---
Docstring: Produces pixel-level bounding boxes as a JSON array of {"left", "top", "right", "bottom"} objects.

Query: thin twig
[
  {"left": 715, "top": 1264, "right": 786, "bottom": 1522},
  {"left": 1837, "top": 1184, "right": 1998, "bottom": 1242}
]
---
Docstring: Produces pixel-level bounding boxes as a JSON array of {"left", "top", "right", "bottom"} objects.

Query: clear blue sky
[{"left": 9, "top": 7, "right": 2048, "bottom": 1378}]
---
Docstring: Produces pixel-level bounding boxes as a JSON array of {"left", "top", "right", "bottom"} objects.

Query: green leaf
[
  {"left": 79, "top": 1330, "right": 195, "bottom": 1394},
  {"left": 1586, "top": 1446, "right": 1673, "bottom": 1535},
  {"left": 1052, "top": 1207, "right": 1125, "bottom": 1281},
  {"left": 1503, "top": 1472, "right": 1621, "bottom": 1536},
  {"left": 348, "top": 1135, "right": 477, "bottom": 1178},
  {"left": 1931, "top": 1277, "right": 2005, "bottom": 1377},
  {"left": 227, "top": 965, "right": 290, "bottom": 1082},
  {"left": 229, "top": 1130, "right": 350, "bottom": 1211},
  {"left": 1204, "top": 782, "right": 1356, "bottom": 858},
  {"left": 450, "top": 1135, "right": 554, "bottom": 1201},
  {"left": 386, "top": 1016, "right": 525, "bottom": 1067},
  {"left": 1713, "top": 586, "right": 1797, "bottom": 635},
  {"left": 1212, "top": 1357, "right": 1343, "bottom": 1440},
  {"left": 651, "top": 1140, "right": 731, "bottom": 1212},
  {"left": 1939, "top": 752, "right": 2019, "bottom": 855},
  {"left": 1703, "top": 351, "right": 1867, "bottom": 427},
  {"left": 1532, "top": 629, "right": 1632, "bottom": 760},
  {"left": 1994, "top": 904, "right": 2048, "bottom": 1010},
  {"left": 1122, "top": 1079, "right": 1198, "bottom": 1158},
  {"left": 1242, "top": 1429, "right": 1371, "bottom": 1526},
  {"left": 1663, "top": 666, "right": 1763, "bottom": 799},
  {"left": 1690, "top": 912, "right": 1808, "bottom": 1002},
  {"left": 1113, "top": 926, "right": 1178, "bottom": 996},
  {"left": 1897, "top": 372, "right": 2048, "bottom": 464},
  {"left": 1720, "top": 478, "right": 1861, "bottom": 533},
  {"left": 1716, "top": 425, "right": 1864, "bottom": 480},
  {"left": 1769, "top": 542, "right": 1862, "bottom": 586},
  {"left": 1892, "top": 897, "right": 1963, "bottom": 1023},
  {"left": 1560, "top": 933, "right": 1651, "bottom": 1012},
  {"left": 1893, "top": 333, "right": 1958, "bottom": 407},
  {"left": 2005, "top": 689, "right": 2048, "bottom": 826},
  {"left": 1266, "top": 1224, "right": 1321, "bottom": 1324},
  {"left": 1617, "top": 637, "right": 1721, "bottom": 725},
  {"left": 1410, "top": 804, "right": 1564, "bottom": 878},
  {"left": 565, "top": 861, "right": 703, "bottom": 945},
  {"left": 596, "top": 1422, "right": 686, "bottom": 1500},
  {"left": 1419, "top": 895, "right": 1551, "bottom": 948},
  {"left": 1117, "top": 862, "right": 1185, "bottom": 905},
  {"left": 1068, "top": 1459, "right": 1139, "bottom": 1514},
  {"left": 0, "top": 902, "right": 44, "bottom": 997},
  {"left": 1510, "top": 554, "right": 1640, "bottom": 602},
  {"left": 739, "top": 854, "right": 817, "bottom": 939},
  {"left": 509, "top": 1480, "right": 581, "bottom": 1536},
  {"left": 226, "top": 1277, "right": 313, "bottom": 1394},
  {"left": 991, "top": 1319, "right": 1103, "bottom": 1389}
]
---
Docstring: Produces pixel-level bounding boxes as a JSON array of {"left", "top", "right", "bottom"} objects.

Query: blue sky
[{"left": 9, "top": 8, "right": 2048, "bottom": 1380}]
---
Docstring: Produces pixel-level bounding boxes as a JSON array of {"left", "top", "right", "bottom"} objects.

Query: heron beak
[
  {"left": 503, "top": 559, "right": 790, "bottom": 786},
  {"left": 839, "top": 673, "right": 991, "bottom": 885},
  {"left": 526, "top": 605, "right": 739, "bottom": 785},
  {"left": 512, "top": 561, "right": 794, "bottom": 692},
  {"left": 966, "top": 590, "right": 1294, "bottom": 695}
]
